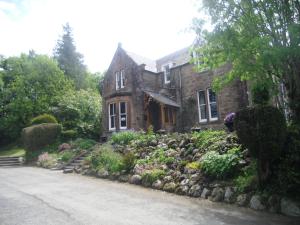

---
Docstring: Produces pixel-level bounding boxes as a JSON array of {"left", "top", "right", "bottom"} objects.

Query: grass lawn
[{"left": 0, "top": 144, "right": 25, "bottom": 157}]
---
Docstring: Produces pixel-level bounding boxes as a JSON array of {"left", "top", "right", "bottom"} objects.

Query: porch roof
[{"left": 144, "top": 90, "right": 180, "bottom": 108}]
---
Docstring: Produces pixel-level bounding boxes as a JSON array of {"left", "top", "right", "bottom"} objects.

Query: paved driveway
[{"left": 0, "top": 167, "right": 298, "bottom": 225}]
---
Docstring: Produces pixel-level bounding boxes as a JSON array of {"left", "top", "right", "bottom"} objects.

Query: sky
[{"left": 0, "top": 0, "right": 201, "bottom": 72}]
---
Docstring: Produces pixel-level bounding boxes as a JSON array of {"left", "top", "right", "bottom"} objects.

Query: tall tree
[
  {"left": 53, "top": 23, "right": 87, "bottom": 89},
  {"left": 193, "top": 0, "right": 300, "bottom": 124}
]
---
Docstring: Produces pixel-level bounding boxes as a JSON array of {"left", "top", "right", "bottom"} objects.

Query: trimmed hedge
[
  {"left": 30, "top": 114, "right": 58, "bottom": 125},
  {"left": 22, "top": 123, "right": 62, "bottom": 160}
]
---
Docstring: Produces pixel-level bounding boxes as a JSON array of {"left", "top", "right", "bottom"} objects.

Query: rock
[
  {"left": 190, "top": 173, "right": 201, "bottom": 182},
  {"left": 180, "top": 179, "right": 189, "bottom": 186},
  {"left": 236, "top": 194, "right": 249, "bottom": 207},
  {"left": 63, "top": 168, "right": 73, "bottom": 174},
  {"left": 224, "top": 187, "right": 236, "bottom": 203},
  {"left": 192, "top": 148, "right": 200, "bottom": 155},
  {"left": 175, "top": 185, "right": 189, "bottom": 195},
  {"left": 167, "top": 139, "right": 177, "bottom": 147},
  {"left": 149, "top": 139, "right": 158, "bottom": 146},
  {"left": 250, "top": 195, "right": 266, "bottom": 211},
  {"left": 209, "top": 187, "right": 224, "bottom": 202},
  {"left": 152, "top": 180, "right": 164, "bottom": 190},
  {"left": 58, "top": 143, "right": 71, "bottom": 152},
  {"left": 268, "top": 195, "right": 281, "bottom": 213},
  {"left": 179, "top": 140, "right": 187, "bottom": 148},
  {"left": 129, "top": 175, "right": 142, "bottom": 185},
  {"left": 163, "top": 175, "right": 173, "bottom": 183},
  {"left": 166, "top": 149, "right": 177, "bottom": 157},
  {"left": 163, "top": 182, "right": 176, "bottom": 193},
  {"left": 201, "top": 188, "right": 211, "bottom": 199},
  {"left": 118, "top": 175, "right": 129, "bottom": 182},
  {"left": 281, "top": 198, "right": 300, "bottom": 217},
  {"left": 97, "top": 168, "right": 109, "bottom": 178},
  {"left": 188, "top": 184, "right": 203, "bottom": 197}
]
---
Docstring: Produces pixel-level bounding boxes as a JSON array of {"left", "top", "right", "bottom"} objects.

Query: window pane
[
  {"left": 109, "top": 104, "right": 113, "bottom": 115},
  {"left": 208, "top": 89, "right": 216, "bottom": 103},
  {"left": 110, "top": 116, "right": 115, "bottom": 128},
  {"left": 120, "top": 102, "right": 126, "bottom": 114},
  {"left": 164, "top": 108, "right": 169, "bottom": 123},
  {"left": 169, "top": 109, "right": 173, "bottom": 124},
  {"left": 198, "top": 91, "right": 206, "bottom": 105},
  {"left": 120, "top": 115, "right": 127, "bottom": 127},
  {"left": 200, "top": 105, "right": 207, "bottom": 120},
  {"left": 121, "top": 70, "right": 125, "bottom": 87},
  {"left": 210, "top": 103, "right": 218, "bottom": 118}
]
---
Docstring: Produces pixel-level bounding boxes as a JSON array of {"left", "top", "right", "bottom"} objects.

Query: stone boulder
[
  {"left": 268, "top": 195, "right": 280, "bottom": 213},
  {"left": 236, "top": 194, "right": 249, "bottom": 207},
  {"left": 58, "top": 143, "right": 71, "bottom": 152},
  {"left": 118, "top": 175, "right": 129, "bottom": 183},
  {"left": 281, "top": 198, "right": 300, "bottom": 217},
  {"left": 201, "top": 188, "right": 211, "bottom": 199},
  {"left": 250, "top": 195, "right": 266, "bottom": 211},
  {"left": 163, "top": 182, "right": 176, "bottom": 193},
  {"left": 188, "top": 184, "right": 203, "bottom": 197},
  {"left": 152, "top": 180, "right": 164, "bottom": 190},
  {"left": 175, "top": 185, "right": 189, "bottom": 195},
  {"left": 209, "top": 187, "right": 224, "bottom": 202},
  {"left": 97, "top": 168, "right": 109, "bottom": 178},
  {"left": 129, "top": 175, "right": 142, "bottom": 185},
  {"left": 224, "top": 187, "right": 236, "bottom": 203}
]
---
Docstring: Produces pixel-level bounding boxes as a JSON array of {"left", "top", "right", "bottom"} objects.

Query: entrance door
[{"left": 148, "top": 100, "right": 161, "bottom": 131}]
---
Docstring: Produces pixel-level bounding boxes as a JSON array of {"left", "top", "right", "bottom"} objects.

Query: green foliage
[
  {"left": 141, "top": 169, "right": 166, "bottom": 185},
  {"left": 234, "top": 161, "right": 258, "bottom": 193},
  {"left": 0, "top": 53, "right": 73, "bottom": 144},
  {"left": 185, "top": 161, "right": 201, "bottom": 170},
  {"left": 90, "top": 144, "right": 124, "bottom": 173},
  {"left": 193, "top": 0, "right": 300, "bottom": 123},
  {"left": 72, "top": 138, "right": 96, "bottom": 150},
  {"left": 136, "top": 147, "right": 175, "bottom": 166},
  {"left": 61, "top": 130, "right": 78, "bottom": 140},
  {"left": 23, "top": 123, "right": 62, "bottom": 161},
  {"left": 37, "top": 152, "right": 57, "bottom": 168},
  {"left": 111, "top": 131, "right": 140, "bottom": 145},
  {"left": 192, "top": 130, "right": 227, "bottom": 152},
  {"left": 53, "top": 88, "right": 101, "bottom": 139},
  {"left": 0, "top": 144, "right": 25, "bottom": 157},
  {"left": 200, "top": 148, "right": 241, "bottom": 179},
  {"left": 60, "top": 150, "right": 76, "bottom": 162},
  {"left": 234, "top": 105, "right": 286, "bottom": 186},
  {"left": 122, "top": 151, "right": 136, "bottom": 172},
  {"left": 251, "top": 83, "right": 271, "bottom": 106},
  {"left": 30, "top": 114, "right": 58, "bottom": 125},
  {"left": 53, "top": 23, "right": 88, "bottom": 90}
]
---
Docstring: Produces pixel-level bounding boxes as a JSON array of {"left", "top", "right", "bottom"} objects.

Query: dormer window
[
  {"left": 163, "top": 63, "right": 173, "bottom": 84},
  {"left": 116, "top": 70, "right": 125, "bottom": 90}
]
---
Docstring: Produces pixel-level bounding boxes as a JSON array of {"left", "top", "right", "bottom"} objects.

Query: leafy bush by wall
[
  {"left": 22, "top": 123, "right": 62, "bottom": 161},
  {"left": 111, "top": 131, "right": 139, "bottom": 145},
  {"left": 234, "top": 105, "right": 286, "bottom": 186},
  {"left": 30, "top": 114, "right": 58, "bottom": 125}
]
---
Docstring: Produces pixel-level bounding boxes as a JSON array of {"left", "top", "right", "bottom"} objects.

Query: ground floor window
[
  {"left": 119, "top": 102, "right": 127, "bottom": 129},
  {"left": 109, "top": 103, "right": 116, "bottom": 130},
  {"left": 197, "top": 88, "right": 218, "bottom": 123},
  {"left": 164, "top": 107, "right": 174, "bottom": 124}
]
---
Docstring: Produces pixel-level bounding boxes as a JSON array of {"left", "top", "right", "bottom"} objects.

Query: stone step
[
  {"left": 0, "top": 163, "right": 22, "bottom": 167},
  {"left": 63, "top": 168, "right": 73, "bottom": 173},
  {"left": 0, "top": 157, "right": 21, "bottom": 161}
]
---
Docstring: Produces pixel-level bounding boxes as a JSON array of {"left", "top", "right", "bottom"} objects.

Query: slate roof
[
  {"left": 125, "top": 46, "right": 191, "bottom": 73},
  {"left": 144, "top": 90, "right": 180, "bottom": 107}
]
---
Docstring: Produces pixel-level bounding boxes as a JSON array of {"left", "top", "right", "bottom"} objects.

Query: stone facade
[{"left": 101, "top": 44, "right": 248, "bottom": 136}]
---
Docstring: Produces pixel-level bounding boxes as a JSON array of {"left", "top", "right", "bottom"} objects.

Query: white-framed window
[
  {"left": 197, "top": 90, "right": 208, "bottom": 122},
  {"left": 109, "top": 103, "right": 116, "bottom": 130},
  {"left": 207, "top": 88, "right": 218, "bottom": 121},
  {"left": 119, "top": 102, "right": 127, "bottom": 129},
  {"left": 116, "top": 71, "right": 120, "bottom": 90},
  {"left": 116, "top": 70, "right": 125, "bottom": 90},
  {"left": 162, "top": 63, "right": 172, "bottom": 84}
]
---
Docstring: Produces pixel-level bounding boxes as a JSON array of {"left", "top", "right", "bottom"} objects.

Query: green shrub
[
  {"left": 136, "top": 147, "right": 175, "bottom": 165},
  {"left": 234, "top": 161, "right": 258, "bottom": 192},
  {"left": 234, "top": 106, "right": 286, "bottom": 186},
  {"left": 111, "top": 131, "right": 139, "bottom": 145},
  {"left": 72, "top": 138, "right": 96, "bottom": 150},
  {"left": 61, "top": 130, "right": 78, "bottom": 140},
  {"left": 37, "top": 152, "right": 57, "bottom": 168},
  {"left": 23, "top": 123, "right": 62, "bottom": 161},
  {"left": 200, "top": 150, "right": 240, "bottom": 179},
  {"left": 186, "top": 161, "right": 201, "bottom": 170},
  {"left": 123, "top": 151, "right": 136, "bottom": 172},
  {"left": 91, "top": 145, "right": 124, "bottom": 173},
  {"left": 30, "top": 114, "right": 58, "bottom": 125},
  {"left": 141, "top": 169, "right": 166, "bottom": 185},
  {"left": 192, "top": 130, "right": 227, "bottom": 152},
  {"left": 60, "top": 150, "right": 76, "bottom": 162}
]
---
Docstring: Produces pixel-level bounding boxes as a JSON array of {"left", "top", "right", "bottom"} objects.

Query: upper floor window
[
  {"left": 197, "top": 88, "right": 218, "bottom": 123},
  {"left": 162, "top": 63, "right": 172, "bottom": 84},
  {"left": 119, "top": 102, "right": 127, "bottom": 129},
  {"left": 115, "top": 70, "right": 125, "bottom": 90},
  {"left": 109, "top": 103, "right": 116, "bottom": 131}
]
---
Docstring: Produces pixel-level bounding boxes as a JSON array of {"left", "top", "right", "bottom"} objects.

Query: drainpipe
[{"left": 179, "top": 67, "right": 183, "bottom": 132}]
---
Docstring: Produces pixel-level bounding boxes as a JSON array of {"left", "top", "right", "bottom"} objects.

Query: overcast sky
[{"left": 0, "top": 0, "right": 201, "bottom": 72}]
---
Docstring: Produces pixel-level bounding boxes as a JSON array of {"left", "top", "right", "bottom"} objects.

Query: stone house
[{"left": 101, "top": 43, "right": 248, "bottom": 136}]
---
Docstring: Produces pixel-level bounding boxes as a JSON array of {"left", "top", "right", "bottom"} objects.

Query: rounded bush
[
  {"left": 61, "top": 130, "right": 78, "bottom": 140},
  {"left": 30, "top": 114, "right": 58, "bottom": 125}
]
